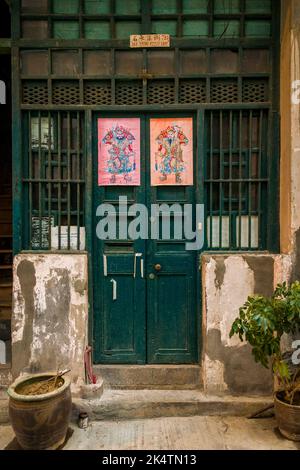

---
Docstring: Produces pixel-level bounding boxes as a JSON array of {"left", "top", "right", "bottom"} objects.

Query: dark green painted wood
[
  {"left": 92, "top": 113, "right": 146, "bottom": 364},
  {"left": 92, "top": 112, "right": 199, "bottom": 364},
  {"left": 12, "top": 46, "right": 22, "bottom": 255},
  {"left": 85, "top": 109, "right": 94, "bottom": 351},
  {"left": 267, "top": 111, "right": 280, "bottom": 253},
  {"left": 145, "top": 113, "right": 198, "bottom": 364}
]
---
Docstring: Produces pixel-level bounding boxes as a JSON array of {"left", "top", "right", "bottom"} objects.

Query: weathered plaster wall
[
  {"left": 12, "top": 254, "right": 88, "bottom": 394},
  {"left": 280, "top": 0, "right": 300, "bottom": 276},
  {"left": 280, "top": 0, "right": 292, "bottom": 254},
  {"left": 202, "top": 254, "right": 293, "bottom": 395}
]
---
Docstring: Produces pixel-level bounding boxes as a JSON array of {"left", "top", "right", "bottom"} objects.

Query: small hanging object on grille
[{"left": 84, "top": 345, "right": 97, "bottom": 385}]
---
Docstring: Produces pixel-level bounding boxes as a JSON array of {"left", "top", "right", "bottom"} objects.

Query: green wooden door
[{"left": 93, "top": 113, "right": 199, "bottom": 364}]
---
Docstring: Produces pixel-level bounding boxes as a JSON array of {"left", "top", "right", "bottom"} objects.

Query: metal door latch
[
  {"left": 103, "top": 254, "right": 108, "bottom": 277},
  {"left": 134, "top": 253, "right": 143, "bottom": 278},
  {"left": 110, "top": 278, "right": 117, "bottom": 301}
]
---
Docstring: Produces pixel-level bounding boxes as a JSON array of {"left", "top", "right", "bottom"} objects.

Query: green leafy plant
[{"left": 230, "top": 281, "right": 300, "bottom": 405}]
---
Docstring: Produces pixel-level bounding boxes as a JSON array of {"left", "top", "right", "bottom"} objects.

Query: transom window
[{"left": 20, "top": 0, "right": 272, "bottom": 40}]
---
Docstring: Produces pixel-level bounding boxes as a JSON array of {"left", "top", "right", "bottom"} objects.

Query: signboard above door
[{"left": 130, "top": 34, "right": 170, "bottom": 48}]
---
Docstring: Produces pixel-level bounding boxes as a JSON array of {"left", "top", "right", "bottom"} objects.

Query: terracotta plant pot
[
  {"left": 7, "top": 373, "right": 72, "bottom": 450},
  {"left": 274, "top": 392, "right": 300, "bottom": 441}
]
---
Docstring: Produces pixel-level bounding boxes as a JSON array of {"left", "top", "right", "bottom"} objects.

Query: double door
[{"left": 93, "top": 113, "right": 200, "bottom": 364}]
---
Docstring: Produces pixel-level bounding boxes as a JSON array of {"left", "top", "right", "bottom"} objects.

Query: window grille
[
  {"left": 22, "top": 111, "right": 86, "bottom": 251},
  {"left": 205, "top": 109, "right": 269, "bottom": 251}
]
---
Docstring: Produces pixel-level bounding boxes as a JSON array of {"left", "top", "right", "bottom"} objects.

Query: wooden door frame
[{"left": 90, "top": 109, "right": 203, "bottom": 365}]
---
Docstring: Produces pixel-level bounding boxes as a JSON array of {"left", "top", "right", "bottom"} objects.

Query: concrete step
[
  {"left": 72, "top": 389, "right": 273, "bottom": 422},
  {"left": 94, "top": 365, "right": 202, "bottom": 390}
]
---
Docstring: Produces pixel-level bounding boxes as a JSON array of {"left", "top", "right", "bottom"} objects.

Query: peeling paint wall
[
  {"left": 281, "top": 1, "right": 300, "bottom": 273},
  {"left": 12, "top": 254, "right": 88, "bottom": 394},
  {"left": 201, "top": 254, "right": 293, "bottom": 395}
]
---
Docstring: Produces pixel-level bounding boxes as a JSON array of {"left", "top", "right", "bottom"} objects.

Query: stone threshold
[
  {"left": 72, "top": 389, "right": 273, "bottom": 422},
  {"left": 94, "top": 365, "right": 202, "bottom": 390}
]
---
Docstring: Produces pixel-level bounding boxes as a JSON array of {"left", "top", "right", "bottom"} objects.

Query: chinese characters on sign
[{"left": 130, "top": 34, "right": 170, "bottom": 48}]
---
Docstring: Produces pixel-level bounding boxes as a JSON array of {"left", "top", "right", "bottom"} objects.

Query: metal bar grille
[
  {"left": 205, "top": 108, "right": 269, "bottom": 251},
  {"left": 23, "top": 110, "right": 86, "bottom": 251}
]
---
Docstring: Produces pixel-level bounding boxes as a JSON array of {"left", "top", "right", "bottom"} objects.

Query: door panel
[
  {"left": 147, "top": 253, "right": 197, "bottom": 363},
  {"left": 146, "top": 116, "right": 198, "bottom": 363},
  {"left": 100, "top": 253, "right": 145, "bottom": 363},
  {"left": 93, "top": 115, "right": 146, "bottom": 364}
]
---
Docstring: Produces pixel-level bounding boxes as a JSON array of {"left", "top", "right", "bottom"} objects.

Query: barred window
[
  {"left": 22, "top": 111, "right": 86, "bottom": 250},
  {"left": 205, "top": 109, "right": 269, "bottom": 251}
]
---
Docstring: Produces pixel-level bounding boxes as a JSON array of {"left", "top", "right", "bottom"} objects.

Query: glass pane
[
  {"left": 31, "top": 117, "right": 54, "bottom": 150},
  {"left": 152, "top": 21, "right": 177, "bottom": 36},
  {"left": 214, "top": 20, "right": 240, "bottom": 38},
  {"left": 52, "top": 51, "right": 79, "bottom": 75},
  {"left": 22, "top": 0, "right": 48, "bottom": 13},
  {"left": 83, "top": 51, "right": 111, "bottom": 76},
  {"left": 207, "top": 216, "right": 230, "bottom": 249},
  {"left": 21, "top": 51, "right": 48, "bottom": 75},
  {"left": 152, "top": 0, "right": 177, "bottom": 14},
  {"left": 182, "top": 0, "right": 208, "bottom": 14},
  {"left": 180, "top": 50, "right": 207, "bottom": 74},
  {"left": 182, "top": 20, "right": 209, "bottom": 37},
  {"left": 245, "top": 21, "right": 271, "bottom": 37},
  {"left": 84, "top": 0, "right": 110, "bottom": 14},
  {"left": 242, "top": 49, "right": 270, "bottom": 73},
  {"left": 245, "top": 0, "right": 271, "bottom": 14},
  {"left": 52, "top": 0, "right": 79, "bottom": 14},
  {"left": 214, "top": 0, "right": 240, "bottom": 14},
  {"left": 84, "top": 21, "right": 111, "bottom": 39},
  {"left": 53, "top": 21, "right": 80, "bottom": 39},
  {"left": 211, "top": 49, "right": 239, "bottom": 73},
  {"left": 22, "top": 20, "right": 48, "bottom": 39},
  {"left": 147, "top": 50, "right": 175, "bottom": 75},
  {"left": 115, "top": 51, "right": 143, "bottom": 75},
  {"left": 115, "top": 0, "right": 140, "bottom": 15},
  {"left": 115, "top": 21, "right": 141, "bottom": 39},
  {"left": 237, "top": 216, "right": 259, "bottom": 249}
]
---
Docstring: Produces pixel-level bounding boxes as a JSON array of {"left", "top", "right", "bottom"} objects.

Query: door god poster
[
  {"left": 150, "top": 118, "right": 193, "bottom": 186},
  {"left": 98, "top": 118, "right": 141, "bottom": 186}
]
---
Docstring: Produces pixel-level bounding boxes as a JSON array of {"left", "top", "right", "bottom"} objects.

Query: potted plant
[
  {"left": 7, "top": 370, "right": 72, "bottom": 450},
  {"left": 230, "top": 281, "right": 300, "bottom": 441}
]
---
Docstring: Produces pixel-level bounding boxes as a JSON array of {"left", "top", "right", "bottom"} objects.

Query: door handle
[
  {"left": 110, "top": 278, "right": 117, "bottom": 301},
  {"left": 154, "top": 264, "right": 162, "bottom": 272},
  {"left": 134, "top": 253, "right": 143, "bottom": 278},
  {"left": 103, "top": 254, "right": 108, "bottom": 277}
]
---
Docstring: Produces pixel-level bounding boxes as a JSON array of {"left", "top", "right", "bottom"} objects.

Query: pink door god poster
[
  {"left": 98, "top": 118, "right": 141, "bottom": 186},
  {"left": 150, "top": 117, "right": 193, "bottom": 186}
]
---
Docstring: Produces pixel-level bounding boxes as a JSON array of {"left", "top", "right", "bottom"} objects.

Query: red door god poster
[
  {"left": 98, "top": 118, "right": 141, "bottom": 186},
  {"left": 150, "top": 117, "right": 193, "bottom": 186}
]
